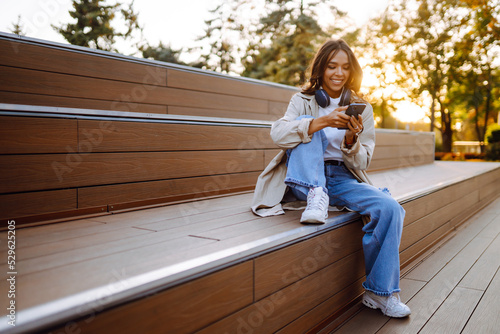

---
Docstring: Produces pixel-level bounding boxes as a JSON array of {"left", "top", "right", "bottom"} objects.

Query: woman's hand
[
  {"left": 345, "top": 115, "right": 364, "bottom": 146},
  {"left": 308, "top": 106, "right": 350, "bottom": 135}
]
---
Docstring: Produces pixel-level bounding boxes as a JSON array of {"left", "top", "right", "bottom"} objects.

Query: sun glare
[{"left": 393, "top": 101, "right": 429, "bottom": 123}]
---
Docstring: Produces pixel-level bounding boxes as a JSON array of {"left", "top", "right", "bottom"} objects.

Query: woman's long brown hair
[{"left": 302, "top": 39, "right": 363, "bottom": 98}]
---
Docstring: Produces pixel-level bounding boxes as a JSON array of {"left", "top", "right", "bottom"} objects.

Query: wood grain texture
[
  {"left": 462, "top": 269, "right": 500, "bottom": 334},
  {"left": 167, "top": 68, "right": 296, "bottom": 102},
  {"left": 78, "top": 119, "right": 275, "bottom": 152},
  {"left": 0, "top": 39, "right": 168, "bottom": 85},
  {"left": 197, "top": 250, "right": 365, "bottom": 334},
  {"left": 78, "top": 171, "right": 259, "bottom": 208},
  {"left": 43, "top": 261, "right": 253, "bottom": 334},
  {"left": 0, "top": 150, "right": 265, "bottom": 193},
  {"left": 378, "top": 236, "right": 490, "bottom": 334},
  {"left": 0, "top": 189, "right": 76, "bottom": 219},
  {"left": 254, "top": 221, "right": 363, "bottom": 300},
  {"left": 400, "top": 190, "right": 479, "bottom": 251},
  {"left": 0, "top": 91, "right": 168, "bottom": 114},
  {"left": 168, "top": 105, "right": 276, "bottom": 120},
  {"left": 0, "top": 65, "right": 269, "bottom": 114},
  {"left": 0, "top": 116, "right": 77, "bottom": 154}
]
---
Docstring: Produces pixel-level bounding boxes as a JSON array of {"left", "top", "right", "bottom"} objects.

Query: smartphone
[
  {"left": 346, "top": 103, "right": 366, "bottom": 117},
  {"left": 339, "top": 103, "right": 366, "bottom": 129}
]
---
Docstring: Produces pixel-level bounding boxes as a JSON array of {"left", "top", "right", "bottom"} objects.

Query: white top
[{"left": 318, "top": 96, "right": 346, "bottom": 161}]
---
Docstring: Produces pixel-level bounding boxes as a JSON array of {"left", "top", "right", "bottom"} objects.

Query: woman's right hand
[{"left": 308, "top": 106, "right": 350, "bottom": 135}]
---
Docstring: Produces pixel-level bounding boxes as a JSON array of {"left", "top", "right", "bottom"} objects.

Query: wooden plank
[
  {"left": 167, "top": 68, "right": 296, "bottom": 102},
  {"left": 0, "top": 236, "right": 216, "bottom": 311},
  {"left": 402, "top": 178, "right": 479, "bottom": 227},
  {"left": 459, "top": 231, "right": 500, "bottom": 291},
  {"left": 0, "top": 150, "right": 265, "bottom": 193},
  {"left": 276, "top": 278, "right": 366, "bottom": 334},
  {"left": 196, "top": 250, "right": 366, "bottom": 334},
  {"left": 78, "top": 171, "right": 258, "bottom": 208},
  {"left": 254, "top": 221, "right": 364, "bottom": 300},
  {"left": 0, "top": 65, "right": 269, "bottom": 114},
  {"left": 419, "top": 286, "right": 483, "bottom": 334},
  {"left": 0, "top": 39, "right": 168, "bottom": 85},
  {"left": 369, "top": 155, "right": 434, "bottom": 171},
  {"left": 78, "top": 119, "right": 275, "bottom": 152},
  {"left": 0, "top": 189, "right": 76, "bottom": 220},
  {"left": 400, "top": 190, "right": 479, "bottom": 251},
  {"left": 268, "top": 101, "right": 289, "bottom": 119},
  {"left": 0, "top": 116, "right": 77, "bottom": 154},
  {"left": 372, "top": 144, "right": 434, "bottom": 161},
  {"left": 462, "top": 269, "right": 500, "bottom": 334},
  {"left": 404, "top": 211, "right": 497, "bottom": 282},
  {"left": 375, "top": 132, "right": 434, "bottom": 147},
  {"left": 44, "top": 261, "right": 253, "bottom": 334},
  {"left": 264, "top": 149, "right": 282, "bottom": 166},
  {"left": 330, "top": 278, "right": 426, "bottom": 334},
  {"left": 377, "top": 236, "right": 491, "bottom": 334},
  {"left": 169, "top": 105, "right": 276, "bottom": 120},
  {"left": 400, "top": 222, "right": 452, "bottom": 266},
  {"left": 0, "top": 91, "right": 168, "bottom": 114}
]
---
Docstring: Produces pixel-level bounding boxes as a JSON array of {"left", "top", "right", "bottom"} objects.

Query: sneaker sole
[{"left": 300, "top": 219, "right": 326, "bottom": 225}]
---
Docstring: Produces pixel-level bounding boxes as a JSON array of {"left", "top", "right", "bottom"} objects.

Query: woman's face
[{"left": 322, "top": 49, "right": 351, "bottom": 98}]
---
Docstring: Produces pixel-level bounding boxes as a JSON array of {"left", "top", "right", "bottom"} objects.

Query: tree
[
  {"left": 140, "top": 42, "right": 186, "bottom": 65},
  {"left": 9, "top": 15, "right": 25, "bottom": 36},
  {"left": 194, "top": 2, "right": 244, "bottom": 74},
  {"left": 241, "top": 0, "right": 328, "bottom": 86},
  {"left": 53, "top": 0, "right": 142, "bottom": 53},
  {"left": 447, "top": 0, "right": 500, "bottom": 152},
  {"left": 380, "top": 0, "right": 472, "bottom": 152}
]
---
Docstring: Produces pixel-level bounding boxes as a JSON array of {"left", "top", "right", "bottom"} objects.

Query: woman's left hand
[{"left": 345, "top": 115, "right": 363, "bottom": 145}]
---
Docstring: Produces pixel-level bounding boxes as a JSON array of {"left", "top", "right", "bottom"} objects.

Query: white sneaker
[
  {"left": 300, "top": 187, "right": 329, "bottom": 224},
  {"left": 362, "top": 291, "right": 411, "bottom": 318}
]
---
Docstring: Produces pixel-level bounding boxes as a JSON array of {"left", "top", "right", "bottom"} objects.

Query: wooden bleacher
[{"left": 1, "top": 33, "right": 500, "bottom": 334}]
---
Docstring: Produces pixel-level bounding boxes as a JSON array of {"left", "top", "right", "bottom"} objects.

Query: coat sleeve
[
  {"left": 270, "top": 94, "right": 314, "bottom": 149},
  {"left": 340, "top": 103, "right": 375, "bottom": 171}
]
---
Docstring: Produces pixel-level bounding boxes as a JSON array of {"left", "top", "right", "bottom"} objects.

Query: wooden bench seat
[
  {"left": 2, "top": 33, "right": 500, "bottom": 334},
  {"left": 1, "top": 160, "right": 499, "bottom": 333}
]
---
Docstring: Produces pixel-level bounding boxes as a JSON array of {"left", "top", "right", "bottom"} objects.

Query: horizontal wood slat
[
  {"left": 167, "top": 68, "right": 296, "bottom": 102},
  {"left": 0, "top": 116, "right": 77, "bottom": 154},
  {"left": 78, "top": 119, "right": 276, "bottom": 152},
  {"left": 0, "top": 150, "right": 265, "bottom": 194},
  {"left": 0, "top": 39, "right": 168, "bottom": 86},
  {"left": 63, "top": 261, "right": 254, "bottom": 334},
  {"left": 168, "top": 105, "right": 277, "bottom": 120},
  {"left": 78, "top": 171, "right": 260, "bottom": 208},
  {"left": 197, "top": 250, "right": 365, "bottom": 334},
  {"left": 0, "top": 189, "right": 76, "bottom": 220},
  {"left": 254, "top": 221, "right": 364, "bottom": 300},
  {"left": 0, "top": 66, "right": 269, "bottom": 114},
  {"left": 0, "top": 91, "right": 168, "bottom": 114}
]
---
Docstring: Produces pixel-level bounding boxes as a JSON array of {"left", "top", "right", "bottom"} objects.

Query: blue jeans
[{"left": 284, "top": 116, "right": 404, "bottom": 296}]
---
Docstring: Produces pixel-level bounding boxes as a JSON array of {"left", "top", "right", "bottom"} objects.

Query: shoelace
[
  {"left": 385, "top": 294, "right": 403, "bottom": 312},
  {"left": 306, "top": 188, "right": 328, "bottom": 211}
]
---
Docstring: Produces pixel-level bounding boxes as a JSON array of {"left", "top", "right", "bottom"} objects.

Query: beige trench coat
[{"left": 251, "top": 92, "right": 376, "bottom": 217}]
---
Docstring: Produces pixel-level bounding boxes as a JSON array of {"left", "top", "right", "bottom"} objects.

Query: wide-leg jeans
[{"left": 284, "top": 116, "right": 405, "bottom": 296}]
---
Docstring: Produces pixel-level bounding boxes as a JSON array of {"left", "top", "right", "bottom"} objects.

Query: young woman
[{"left": 251, "top": 39, "right": 411, "bottom": 318}]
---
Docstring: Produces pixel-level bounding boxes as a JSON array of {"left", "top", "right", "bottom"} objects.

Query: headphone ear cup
[
  {"left": 339, "top": 88, "right": 351, "bottom": 106},
  {"left": 315, "top": 89, "right": 330, "bottom": 108}
]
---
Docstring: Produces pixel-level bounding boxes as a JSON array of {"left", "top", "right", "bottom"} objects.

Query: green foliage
[
  {"left": 487, "top": 127, "right": 500, "bottom": 143},
  {"left": 140, "top": 42, "right": 186, "bottom": 65},
  {"left": 9, "top": 15, "right": 25, "bottom": 35},
  {"left": 53, "top": 0, "right": 141, "bottom": 52},
  {"left": 241, "top": 1, "right": 342, "bottom": 86}
]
